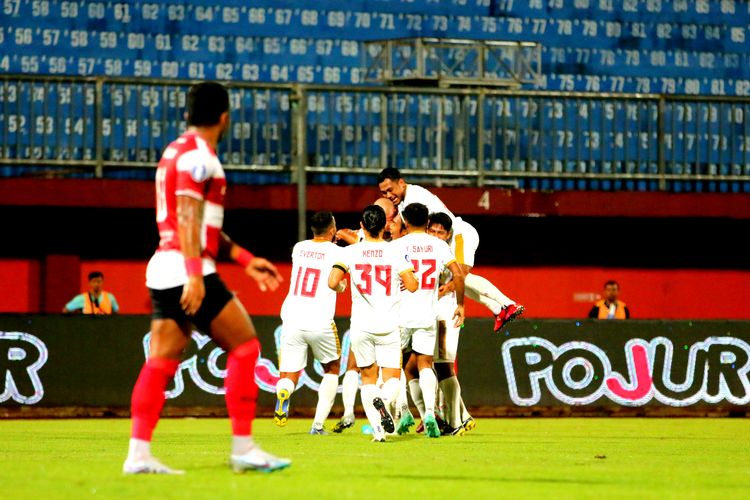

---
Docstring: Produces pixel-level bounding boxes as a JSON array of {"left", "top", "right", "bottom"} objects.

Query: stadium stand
[{"left": 1, "top": 0, "right": 749, "bottom": 191}]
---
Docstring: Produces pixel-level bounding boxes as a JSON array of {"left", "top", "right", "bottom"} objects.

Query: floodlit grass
[{"left": 0, "top": 418, "right": 747, "bottom": 498}]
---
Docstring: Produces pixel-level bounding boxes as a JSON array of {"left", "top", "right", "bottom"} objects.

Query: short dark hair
[
  {"left": 604, "top": 280, "right": 619, "bottom": 288},
  {"left": 377, "top": 167, "right": 402, "bottom": 184},
  {"left": 310, "top": 211, "right": 335, "bottom": 236},
  {"left": 428, "top": 212, "right": 453, "bottom": 232},
  {"left": 362, "top": 205, "right": 386, "bottom": 237},
  {"left": 88, "top": 271, "right": 104, "bottom": 281},
  {"left": 187, "top": 82, "right": 230, "bottom": 126},
  {"left": 402, "top": 203, "right": 429, "bottom": 228}
]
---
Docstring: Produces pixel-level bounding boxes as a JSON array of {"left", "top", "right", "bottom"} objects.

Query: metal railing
[{"left": 2, "top": 74, "right": 750, "bottom": 191}]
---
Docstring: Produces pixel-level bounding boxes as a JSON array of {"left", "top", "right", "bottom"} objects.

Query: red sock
[
  {"left": 130, "top": 357, "right": 179, "bottom": 441},
  {"left": 225, "top": 338, "right": 261, "bottom": 436}
]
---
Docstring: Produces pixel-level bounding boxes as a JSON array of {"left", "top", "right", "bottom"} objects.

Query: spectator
[
  {"left": 63, "top": 271, "right": 120, "bottom": 315},
  {"left": 588, "top": 280, "right": 629, "bottom": 319}
]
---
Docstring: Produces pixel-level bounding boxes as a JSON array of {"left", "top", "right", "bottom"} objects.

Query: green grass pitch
[{"left": 0, "top": 418, "right": 747, "bottom": 498}]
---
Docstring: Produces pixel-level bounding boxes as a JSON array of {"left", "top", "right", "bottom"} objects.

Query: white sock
[
  {"left": 276, "top": 377, "right": 296, "bottom": 397},
  {"left": 408, "top": 379, "right": 426, "bottom": 419},
  {"left": 231, "top": 435, "right": 256, "bottom": 456},
  {"left": 128, "top": 438, "right": 151, "bottom": 461},
  {"left": 460, "top": 397, "right": 471, "bottom": 422},
  {"left": 397, "top": 372, "right": 411, "bottom": 417},
  {"left": 341, "top": 370, "right": 359, "bottom": 416},
  {"left": 439, "top": 376, "right": 462, "bottom": 429},
  {"left": 360, "top": 384, "right": 386, "bottom": 439},
  {"left": 381, "top": 377, "right": 400, "bottom": 411},
  {"left": 465, "top": 273, "right": 515, "bottom": 314},
  {"left": 418, "top": 368, "right": 438, "bottom": 417},
  {"left": 312, "top": 373, "right": 338, "bottom": 429}
]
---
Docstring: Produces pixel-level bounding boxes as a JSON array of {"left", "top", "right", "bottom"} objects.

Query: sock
[
  {"left": 360, "top": 384, "right": 386, "bottom": 439},
  {"left": 436, "top": 387, "right": 445, "bottom": 420},
  {"left": 418, "top": 368, "right": 438, "bottom": 417},
  {"left": 312, "top": 373, "right": 338, "bottom": 429},
  {"left": 276, "top": 377, "right": 296, "bottom": 397},
  {"left": 342, "top": 370, "right": 359, "bottom": 416},
  {"left": 231, "top": 435, "right": 256, "bottom": 456},
  {"left": 397, "top": 372, "right": 412, "bottom": 417},
  {"left": 381, "top": 377, "right": 400, "bottom": 412},
  {"left": 439, "top": 376, "right": 463, "bottom": 429},
  {"left": 225, "top": 338, "right": 261, "bottom": 437},
  {"left": 465, "top": 273, "right": 515, "bottom": 314},
  {"left": 130, "top": 357, "right": 179, "bottom": 442},
  {"left": 460, "top": 397, "right": 471, "bottom": 422},
  {"left": 408, "top": 379, "right": 426, "bottom": 419},
  {"left": 127, "top": 438, "right": 151, "bottom": 461}
]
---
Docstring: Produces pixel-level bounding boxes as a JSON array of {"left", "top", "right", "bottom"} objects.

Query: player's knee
[{"left": 323, "top": 359, "right": 341, "bottom": 374}]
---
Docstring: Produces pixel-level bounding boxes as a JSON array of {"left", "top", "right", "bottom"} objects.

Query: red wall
[
  {"left": 0, "top": 259, "right": 41, "bottom": 313},
  {"left": 2, "top": 259, "right": 748, "bottom": 319}
]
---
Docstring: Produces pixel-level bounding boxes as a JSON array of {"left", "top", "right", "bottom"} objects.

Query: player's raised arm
[
  {"left": 177, "top": 195, "right": 205, "bottom": 315},
  {"left": 219, "top": 231, "right": 283, "bottom": 292},
  {"left": 447, "top": 261, "right": 466, "bottom": 327}
]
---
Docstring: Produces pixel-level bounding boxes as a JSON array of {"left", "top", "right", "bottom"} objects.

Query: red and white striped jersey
[{"left": 146, "top": 131, "right": 226, "bottom": 290}]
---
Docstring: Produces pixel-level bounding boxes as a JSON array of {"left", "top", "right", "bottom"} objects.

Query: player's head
[
  {"left": 360, "top": 205, "right": 386, "bottom": 238},
  {"left": 310, "top": 211, "right": 336, "bottom": 241},
  {"left": 428, "top": 212, "right": 453, "bottom": 242},
  {"left": 87, "top": 271, "right": 104, "bottom": 293},
  {"left": 377, "top": 167, "right": 407, "bottom": 205},
  {"left": 389, "top": 213, "right": 407, "bottom": 240},
  {"left": 402, "top": 203, "right": 429, "bottom": 231},
  {"left": 186, "top": 82, "right": 230, "bottom": 138},
  {"left": 373, "top": 197, "right": 397, "bottom": 223},
  {"left": 603, "top": 280, "right": 620, "bottom": 302}
]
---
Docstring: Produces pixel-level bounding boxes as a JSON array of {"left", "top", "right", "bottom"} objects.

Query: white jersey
[
  {"left": 396, "top": 232, "right": 456, "bottom": 328},
  {"left": 399, "top": 183, "right": 472, "bottom": 238},
  {"left": 336, "top": 240, "right": 414, "bottom": 334},
  {"left": 280, "top": 240, "right": 342, "bottom": 331}
]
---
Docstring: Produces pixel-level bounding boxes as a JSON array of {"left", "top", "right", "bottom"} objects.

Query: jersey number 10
[{"left": 293, "top": 267, "right": 321, "bottom": 297}]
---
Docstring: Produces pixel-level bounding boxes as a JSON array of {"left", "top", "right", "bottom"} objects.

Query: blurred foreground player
[{"left": 123, "top": 82, "right": 290, "bottom": 474}]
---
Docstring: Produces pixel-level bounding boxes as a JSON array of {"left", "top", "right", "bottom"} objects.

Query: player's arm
[
  {"left": 328, "top": 263, "right": 348, "bottom": 292},
  {"left": 400, "top": 269, "right": 418, "bottom": 293},
  {"left": 177, "top": 195, "right": 206, "bottom": 315},
  {"left": 220, "top": 232, "right": 282, "bottom": 292},
  {"left": 446, "top": 261, "right": 465, "bottom": 328},
  {"left": 335, "top": 228, "right": 359, "bottom": 246}
]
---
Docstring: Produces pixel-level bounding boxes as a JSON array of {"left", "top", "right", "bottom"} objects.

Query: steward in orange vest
[{"left": 587, "top": 281, "right": 630, "bottom": 319}]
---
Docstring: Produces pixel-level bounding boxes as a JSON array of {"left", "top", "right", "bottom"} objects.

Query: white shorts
[
  {"left": 279, "top": 323, "right": 341, "bottom": 373},
  {"left": 350, "top": 329, "right": 401, "bottom": 369},
  {"left": 400, "top": 325, "right": 437, "bottom": 356},
  {"left": 452, "top": 219, "right": 480, "bottom": 268}
]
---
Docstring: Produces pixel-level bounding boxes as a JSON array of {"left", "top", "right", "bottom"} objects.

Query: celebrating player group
[{"left": 124, "top": 82, "right": 523, "bottom": 475}]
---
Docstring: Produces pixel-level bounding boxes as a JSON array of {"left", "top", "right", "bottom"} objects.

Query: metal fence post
[
  {"left": 291, "top": 84, "right": 308, "bottom": 242},
  {"left": 657, "top": 95, "right": 666, "bottom": 191},
  {"left": 477, "top": 90, "right": 485, "bottom": 187},
  {"left": 94, "top": 77, "right": 104, "bottom": 178}
]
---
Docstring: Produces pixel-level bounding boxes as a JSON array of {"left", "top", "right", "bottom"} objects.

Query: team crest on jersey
[{"left": 190, "top": 164, "right": 208, "bottom": 182}]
